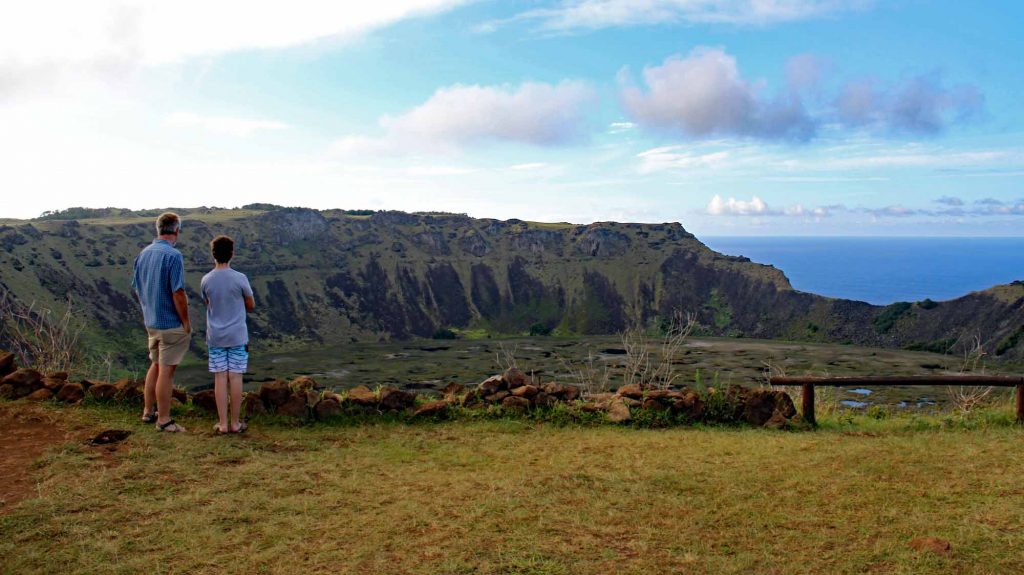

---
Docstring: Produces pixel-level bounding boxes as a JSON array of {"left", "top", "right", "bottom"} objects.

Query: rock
[
  {"left": 580, "top": 401, "right": 605, "bottom": 413},
  {"left": 908, "top": 536, "right": 951, "bottom": 555},
  {"left": 763, "top": 409, "right": 789, "bottom": 430},
  {"left": 241, "top": 392, "right": 267, "bottom": 417},
  {"left": 503, "top": 367, "right": 529, "bottom": 389},
  {"left": 413, "top": 400, "right": 449, "bottom": 418},
  {"left": 55, "top": 382, "right": 85, "bottom": 403},
  {"left": 744, "top": 389, "right": 797, "bottom": 427},
  {"left": 26, "top": 388, "right": 54, "bottom": 401},
  {"left": 622, "top": 397, "right": 642, "bottom": 408},
  {"left": 461, "top": 390, "right": 484, "bottom": 409},
  {"left": 191, "top": 389, "right": 218, "bottom": 413},
  {"left": 0, "top": 384, "right": 14, "bottom": 400},
  {"left": 484, "top": 390, "right": 510, "bottom": 403},
  {"left": 290, "top": 376, "right": 318, "bottom": 393},
  {"left": 114, "top": 379, "right": 144, "bottom": 403},
  {"left": 607, "top": 398, "right": 632, "bottom": 423},
  {"left": 510, "top": 385, "right": 539, "bottom": 398},
  {"left": 641, "top": 398, "right": 667, "bottom": 411},
  {"left": 87, "top": 429, "right": 131, "bottom": 445},
  {"left": 379, "top": 387, "right": 415, "bottom": 411},
  {"left": 541, "top": 382, "right": 565, "bottom": 396},
  {"left": 2, "top": 368, "right": 43, "bottom": 398},
  {"left": 501, "top": 395, "right": 531, "bottom": 412},
  {"left": 532, "top": 392, "right": 556, "bottom": 408},
  {"left": 561, "top": 385, "right": 581, "bottom": 401},
  {"left": 477, "top": 375, "right": 505, "bottom": 396},
  {"left": 259, "top": 379, "right": 291, "bottom": 407},
  {"left": 172, "top": 387, "right": 188, "bottom": 404},
  {"left": 46, "top": 371, "right": 69, "bottom": 381},
  {"left": 724, "top": 385, "right": 751, "bottom": 420},
  {"left": 0, "top": 350, "right": 16, "bottom": 378},
  {"left": 277, "top": 393, "right": 309, "bottom": 418},
  {"left": 617, "top": 383, "right": 644, "bottom": 399},
  {"left": 441, "top": 382, "right": 466, "bottom": 402},
  {"left": 41, "top": 377, "right": 66, "bottom": 391},
  {"left": 646, "top": 389, "right": 680, "bottom": 400},
  {"left": 86, "top": 382, "right": 118, "bottom": 401},
  {"left": 346, "top": 385, "right": 378, "bottom": 407},
  {"left": 314, "top": 397, "right": 343, "bottom": 420},
  {"left": 305, "top": 390, "right": 321, "bottom": 409}
]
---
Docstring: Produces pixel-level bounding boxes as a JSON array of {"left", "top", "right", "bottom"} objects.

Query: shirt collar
[{"left": 153, "top": 239, "right": 172, "bottom": 246}]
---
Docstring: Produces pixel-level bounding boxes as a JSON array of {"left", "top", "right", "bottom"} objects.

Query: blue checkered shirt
[{"left": 131, "top": 239, "right": 185, "bottom": 329}]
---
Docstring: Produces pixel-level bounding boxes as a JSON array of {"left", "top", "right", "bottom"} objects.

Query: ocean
[{"left": 702, "top": 237, "right": 1024, "bottom": 305}]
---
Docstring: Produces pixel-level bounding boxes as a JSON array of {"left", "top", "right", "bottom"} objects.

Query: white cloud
[
  {"left": 490, "top": 0, "right": 869, "bottom": 32},
  {"left": 707, "top": 195, "right": 773, "bottom": 216},
  {"left": 333, "top": 81, "right": 597, "bottom": 155},
  {"left": 608, "top": 121, "right": 636, "bottom": 133},
  {"left": 165, "top": 112, "right": 289, "bottom": 137},
  {"left": 836, "top": 74, "right": 984, "bottom": 135},
  {"left": 620, "top": 47, "right": 816, "bottom": 141},
  {"left": 0, "top": 0, "right": 472, "bottom": 95}
]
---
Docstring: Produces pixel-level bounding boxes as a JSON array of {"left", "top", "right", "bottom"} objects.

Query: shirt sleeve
[
  {"left": 241, "top": 274, "right": 254, "bottom": 298},
  {"left": 168, "top": 254, "right": 185, "bottom": 292},
  {"left": 130, "top": 258, "right": 139, "bottom": 296}
]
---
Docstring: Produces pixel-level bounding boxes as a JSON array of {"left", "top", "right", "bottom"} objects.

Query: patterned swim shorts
[{"left": 208, "top": 345, "right": 248, "bottom": 373}]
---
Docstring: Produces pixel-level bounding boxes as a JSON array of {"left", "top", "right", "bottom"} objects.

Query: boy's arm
[
  {"left": 244, "top": 295, "right": 255, "bottom": 313},
  {"left": 242, "top": 276, "right": 255, "bottom": 313}
]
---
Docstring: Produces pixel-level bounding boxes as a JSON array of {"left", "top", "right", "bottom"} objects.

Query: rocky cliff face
[{"left": 1, "top": 206, "right": 1022, "bottom": 364}]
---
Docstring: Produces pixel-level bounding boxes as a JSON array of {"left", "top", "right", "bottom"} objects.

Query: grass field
[{"left": 2, "top": 401, "right": 1023, "bottom": 574}]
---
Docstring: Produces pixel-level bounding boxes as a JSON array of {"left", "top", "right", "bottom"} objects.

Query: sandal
[
  {"left": 213, "top": 423, "right": 231, "bottom": 434},
  {"left": 231, "top": 421, "right": 248, "bottom": 434},
  {"left": 141, "top": 411, "right": 157, "bottom": 424},
  {"left": 156, "top": 419, "right": 186, "bottom": 433}
]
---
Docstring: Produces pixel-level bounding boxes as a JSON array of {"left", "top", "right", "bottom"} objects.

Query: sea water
[{"left": 703, "top": 237, "right": 1024, "bottom": 305}]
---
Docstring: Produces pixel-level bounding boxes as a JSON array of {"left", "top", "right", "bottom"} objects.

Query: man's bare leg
[
  {"left": 143, "top": 361, "right": 158, "bottom": 418},
  {"left": 214, "top": 371, "right": 229, "bottom": 432},
  {"left": 155, "top": 363, "right": 180, "bottom": 428},
  {"left": 228, "top": 372, "right": 244, "bottom": 431}
]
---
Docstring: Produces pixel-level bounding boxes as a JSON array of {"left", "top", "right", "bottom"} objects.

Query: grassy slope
[{"left": 2, "top": 402, "right": 1023, "bottom": 575}]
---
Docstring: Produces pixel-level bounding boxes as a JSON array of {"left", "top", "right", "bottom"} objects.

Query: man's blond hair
[{"left": 156, "top": 212, "right": 181, "bottom": 236}]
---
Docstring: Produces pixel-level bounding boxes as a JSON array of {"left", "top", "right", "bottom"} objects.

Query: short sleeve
[
  {"left": 168, "top": 254, "right": 185, "bottom": 292},
  {"left": 130, "top": 257, "right": 140, "bottom": 294},
  {"left": 241, "top": 274, "right": 253, "bottom": 297},
  {"left": 200, "top": 275, "right": 208, "bottom": 301}
]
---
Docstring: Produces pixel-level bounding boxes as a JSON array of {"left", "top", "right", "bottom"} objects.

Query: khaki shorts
[{"left": 146, "top": 326, "right": 190, "bottom": 366}]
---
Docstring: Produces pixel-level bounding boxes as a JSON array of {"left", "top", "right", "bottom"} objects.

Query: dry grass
[{"left": 1, "top": 403, "right": 1023, "bottom": 574}]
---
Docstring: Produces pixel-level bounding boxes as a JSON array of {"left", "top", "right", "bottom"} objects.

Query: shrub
[{"left": 431, "top": 328, "right": 458, "bottom": 340}]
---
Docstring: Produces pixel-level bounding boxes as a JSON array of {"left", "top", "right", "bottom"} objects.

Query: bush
[
  {"left": 431, "top": 328, "right": 457, "bottom": 340},
  {"left": 528, "top": 323, "right": 552, "bottom": 336}
]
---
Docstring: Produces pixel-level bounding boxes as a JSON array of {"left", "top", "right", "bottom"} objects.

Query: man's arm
[{"left": 172, "top": 289, "right": 191, "bottom": 333}]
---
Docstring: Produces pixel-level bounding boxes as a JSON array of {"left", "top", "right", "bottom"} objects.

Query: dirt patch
[{"left": 0, "top": 404, "right": 79, "bottom": 513}]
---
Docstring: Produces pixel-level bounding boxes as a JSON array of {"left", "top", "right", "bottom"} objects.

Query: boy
[{"left": 201, "top": 235, "right": 255, "bottom": 433}]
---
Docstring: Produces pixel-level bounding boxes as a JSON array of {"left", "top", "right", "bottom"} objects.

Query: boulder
[
  {"left": 379, "top": 387, "right": 415, "bottom": 411},
  {"left": 646, "top": 389, "right": 679, "bottom": 401},
  {"left": 191, "top": 389, "right": 218, "bottom": 413},
  {"left": 114, "top": 379, "right": 144, "bottom": 403},
  {"left": 55, "top": 382, "right": 85, "bottom": 403},
  {"left": 172, "top": 388, "right": 188, "bottom": 404},
  {"left": 561, "top": 385, "right": 581, "bottom": 402},
  {"left": 641, "top": 398, "right": 667, "bottom": 411},
  {"left": 607, "top": 398, "right": 632, "bottom": 423},
  {"left": 510, "top": 385, "right": 539, "bottom": 399},
  {"left": 908, "top": 536, "right": 951, "bottom": 555},
  {"left": 259, "top": 379, "right": 291, "bottom": 407},
  {"left": 484, "top": 391, "right": 510, "bottom": 403},
  {"left": 542, "top": 382, "right": 566, "bottom": 395},
  {"left": 26, "top": 388, "right": 54, "bottom": 401},
  {"left": 86, "top": 382, "right": 118, "bottom": 402},
  {"left": 0, "top": 384, "right": 14, "bottom": 400},
  {"left": 346, "top": 385, "right": 378, "bottom": 407},
  {"left": 460, "top": 390, "right": 485, "bottom": 409},
  {"left": 501, "top": 395, "right": 531, "bottom": 412},
  {"left": 413, "top": 400, "right": 449, "bottom": 418},
  {"left": 46, "top": 371, "right": 69, "bottom": 381},
  {"left": 477, "top": 375, "right": 505, "bottom": 396},
  {"left": 2, "top": 368, "right": 43, "bottom": 398},
  {"left": 763, "top": 410, "right": 789, "bottom": 430},
  {"left": 41, "top": 377, "right": 66, "bottom": 391},
  {"left": 673, "top": 391, "right": 705, "bottom": 421},
  {"left": 0, "top": 350, "right": 16, "bottom": 378},
  {"left": 616, "top": 383, "right": 644, "bottom": 399},
  {"left": 743, "top": 389, "right": 797, "bottom": 427},
  {"left": 622, "top": 397, "right": 642, "bottom": 408},
  {"left": 277, "top": 393, "right": 309, "bottom": 418},
  {"left": 442, "top": 382, "right": 466, "bottom": 402},
  {"left": 532, "top": 392, "right": 556, "bottom": 408},
  {"left": 314, "top": 397, "right": 343, "bottom": 420},
  {"left": 503, "top": 367, "right": 529, "bottom": 389},
  {"left": 289, "top": 376, "right": 318, "bottom": 393},
  {"left": 241, "top": 392, "right": 267, "bottom": 417}
]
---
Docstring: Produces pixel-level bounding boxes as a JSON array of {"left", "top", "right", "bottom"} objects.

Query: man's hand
[{"left": 172, "top": 289, "right": 191, "bottom": 334}]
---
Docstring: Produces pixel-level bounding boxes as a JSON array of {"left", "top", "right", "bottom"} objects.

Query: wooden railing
[{"left": 769, "top": 375, "right": 1024, "bottom": 426}]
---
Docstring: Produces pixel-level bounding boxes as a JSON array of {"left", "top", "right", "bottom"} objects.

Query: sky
[{"left": 1, "top": 0, "right": 1022, "bottom": 236}]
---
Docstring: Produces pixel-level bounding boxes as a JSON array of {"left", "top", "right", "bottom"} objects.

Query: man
[{"left": 131, "top": 212, "right": 191, "bottom": 432}]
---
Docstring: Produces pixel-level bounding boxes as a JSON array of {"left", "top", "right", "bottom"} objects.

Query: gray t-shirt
[{"left": 200, "top": 268, "right": 253, "bottom": 348}]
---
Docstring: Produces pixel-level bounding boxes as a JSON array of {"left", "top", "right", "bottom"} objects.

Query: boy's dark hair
[
  {"left": 210, "top": 235, "right": 234, "bottom": 264},
  {"left": 156, "top": 212, "right": 181, "bottom": 235}
]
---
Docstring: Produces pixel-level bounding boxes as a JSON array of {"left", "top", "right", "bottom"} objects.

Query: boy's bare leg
[
  {"left": 143, "top": 362, "right": 158, "bottom": 418},
  {"left": 214, "top": 371, "right": 229, "bottom": 431},
  {"left": 155, "top": 363, "right": 178, "bottom": 426},
  {"left": 228, "top": 372, "right": 243, "bottom": 430}
]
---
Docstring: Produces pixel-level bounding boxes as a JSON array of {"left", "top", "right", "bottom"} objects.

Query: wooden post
[
  {"left": 802, "top": 383, "right": 816, "bottom": 427},
  {"left": 1016, "top": 383, "right": 1023, "bottom": 425}
]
